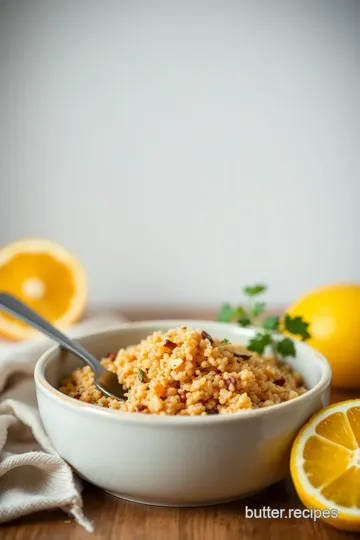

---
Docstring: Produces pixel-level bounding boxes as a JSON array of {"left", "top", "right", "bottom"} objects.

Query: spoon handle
[{"left": 0, "top": 292, "right": 102, "bottom": 373}]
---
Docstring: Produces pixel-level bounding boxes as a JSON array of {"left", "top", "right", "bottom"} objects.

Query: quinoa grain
[{"left": 59, "top": 327, "right": 307, "bottom": 416}]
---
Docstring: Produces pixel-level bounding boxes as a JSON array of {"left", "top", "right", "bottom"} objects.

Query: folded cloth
[{"left": 0, "top": 315, "right": 126, "bottom": 532}]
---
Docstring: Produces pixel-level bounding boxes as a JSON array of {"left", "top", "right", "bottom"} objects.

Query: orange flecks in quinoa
[{"left": 59, "top": 327, "right": 307, "bottom": 416}]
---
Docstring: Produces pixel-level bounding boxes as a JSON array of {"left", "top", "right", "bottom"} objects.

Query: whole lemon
[{"left": 287, "top": 283, "right": 360, "bottom": 389}]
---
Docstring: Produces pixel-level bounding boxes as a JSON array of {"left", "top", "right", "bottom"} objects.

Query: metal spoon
[{"left": 0, "top": 292, "right": 126, "bottom": 401}]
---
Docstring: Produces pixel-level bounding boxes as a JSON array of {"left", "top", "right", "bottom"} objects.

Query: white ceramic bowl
[{"left": 34, "top": 321, "right": 331, "bottom": 506}]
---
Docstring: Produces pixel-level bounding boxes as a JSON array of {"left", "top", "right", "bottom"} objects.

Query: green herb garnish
[
  {"left": 277, "top": 337, "right": 296, "bottom": 357},
  {"left": 247, "top": 332, "right": 272, "bottom": 354},
  {"left": 243, "top": 284, "right": 267, "bottom": 296},
  {"left": 237, "top": 316, "right": 251, "bottom": 327},
  {"left": 217, "top": 303, "right": 234, "bottom": 322},
  {"left": 222, "top": 338, "right": 231, "bottom": 344},
  {"left": 262, "top": 315, "right": 280, "bottom": 330},
  {"left": 283, "top": 314, "right": 311, "bottom": 341},
  {"left": 217, "top": 284, "right": 311, "bottom": 359},
  {"left": 138, "top": 368, "right": 147, "bottom": 383}
]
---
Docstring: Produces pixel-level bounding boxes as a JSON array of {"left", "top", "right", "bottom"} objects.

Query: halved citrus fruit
[
  {"left": 291, "top": 400, "right": 360, "bottom": 531},
  {"left": 0, "top": 238, "right": 87, "bottom": 340}
]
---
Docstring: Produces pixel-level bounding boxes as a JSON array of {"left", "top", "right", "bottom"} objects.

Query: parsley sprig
[{"left": 218, "top": 284, "right": 311, "bottom": 358}]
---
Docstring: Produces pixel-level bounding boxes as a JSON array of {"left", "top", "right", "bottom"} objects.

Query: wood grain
[{"left": 1, "top": 309, "right": 359, "bottom": 540}]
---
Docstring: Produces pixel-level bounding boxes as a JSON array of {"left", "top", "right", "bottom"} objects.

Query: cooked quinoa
[{"left": 59, "top": 327, "right": 307, "bottom": 416}]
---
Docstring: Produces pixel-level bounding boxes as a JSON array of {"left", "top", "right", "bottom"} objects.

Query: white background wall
[{"left": 0, "top": 0, "right": 359, "bottom": 307}]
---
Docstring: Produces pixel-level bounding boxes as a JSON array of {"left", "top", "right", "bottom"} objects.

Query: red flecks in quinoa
[
  {"left": 225, "top": 377, "right": 236, "bottom": 389},
  {"left": 164, "top": 339, "right": 177, "bottom": 351},
  {"left": 135, "top": 404, "right": 146, "bottom": 412},
  {"left": 105, "top": 352, "right": 116, "bottom": 360},
  {"left": 59, "top": 327, "right": 307, "bottom": 416},
  {"left": 201, "top": 330, "right": 214, "bottom": 344}
]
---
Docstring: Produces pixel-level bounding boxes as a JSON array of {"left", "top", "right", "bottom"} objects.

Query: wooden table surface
[{"left": 2, "top": 309, "right": 360, "bottom": 540}]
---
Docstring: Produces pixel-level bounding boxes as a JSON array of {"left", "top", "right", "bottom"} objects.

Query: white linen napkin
[{"left": 0, "top": 314, "right": 126, "bottom": 532}]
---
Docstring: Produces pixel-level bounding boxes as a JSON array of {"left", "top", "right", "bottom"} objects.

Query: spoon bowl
[
  {"left": 34, "top": 320, "right": 332, "bottom": 506},
  {"left": 0, "top": 292, "right": 126, "bottom": 400}
]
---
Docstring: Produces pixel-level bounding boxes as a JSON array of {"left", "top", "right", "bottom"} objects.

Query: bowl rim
[{"left": 34, "top": 320, "right": 332, "bottom": 426}]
